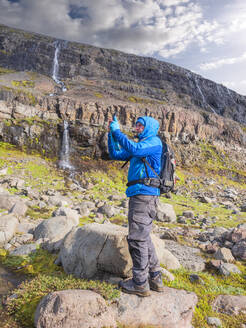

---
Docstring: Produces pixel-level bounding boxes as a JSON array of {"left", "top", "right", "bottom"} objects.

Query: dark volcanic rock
[{"left": 1, "top": 24, "right": 246, "bottom": 125}]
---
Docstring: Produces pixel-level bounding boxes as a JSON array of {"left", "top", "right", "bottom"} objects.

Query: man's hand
[{"left": 110, "top": 115, "right": 120, "bottom": 132}]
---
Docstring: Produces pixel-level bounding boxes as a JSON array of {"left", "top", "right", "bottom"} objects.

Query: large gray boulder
[
  {"left": 9, "top": 201, "right": 28, "bottom": 217},
  {"left": 35, "top": 290, "right": 117, "bottom": 328},
  {"left": 34, "top": 288, "right": 198, "bottom": 328},
  {"left": 0, "top": 214, "right": 19, "bottom": 246},
  {"left": 213, "top": 295, "right": 246, "bottom": 315},
  {"left": 34, "top": 213, "right": 79, "bottom": 251},
  {"left": 156, "top": 201, "right": 177, "bottom": 223},
  {"left": 0, "top": 194, "right": 23, "bottom": 211},
  {"left": 59, "top": 223, "right": 180, "bottom": 279},
  {"left": 115, "top": 288, "right": 198, "bottom": 328}
]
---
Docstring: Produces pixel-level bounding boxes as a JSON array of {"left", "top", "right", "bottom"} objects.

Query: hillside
[{"left": 0, "top": 24, "right": 245, "bottom": 328}]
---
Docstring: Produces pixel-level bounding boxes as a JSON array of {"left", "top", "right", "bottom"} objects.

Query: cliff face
[
  {"left": 0, "top": 24, "right": 246, "bottom": 175},
  {"left": 1, "top": 24, "right": 246, "bottom": 125}
]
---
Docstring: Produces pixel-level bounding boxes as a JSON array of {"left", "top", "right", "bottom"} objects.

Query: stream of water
[
  {"left": 52, "top": 41, "right": 67, "bottom": 92},
  {"left": 58, "top": 120, "right": 74, "bottom": 170},
  {"left": 0, "top": 263, "right": 26, "bottom": 300}
]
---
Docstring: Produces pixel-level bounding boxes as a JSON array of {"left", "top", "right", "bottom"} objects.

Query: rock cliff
[
  {"left": 0, "top": 24, "right": 246, "bottom": 173},
  {"left": 1, "top": 23, "right": 246, "bottom": 125}
]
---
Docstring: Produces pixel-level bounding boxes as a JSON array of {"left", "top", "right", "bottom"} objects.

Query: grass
[
  {"left": 165, "top": 266, "right": 246, "bottom": 328},
  {"left": 0, "top": 67, "right": 15, "bottom": 75},
  {"left": 6, "top": 273, "right": 120, "bottom": 328},
  {"left": 11, "top": 80, "right": 35, "bottom": 88}
]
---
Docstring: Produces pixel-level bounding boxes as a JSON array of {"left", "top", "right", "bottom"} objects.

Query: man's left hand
[{"left": 110, "top": 119, "right": 120, "bottom": 132}]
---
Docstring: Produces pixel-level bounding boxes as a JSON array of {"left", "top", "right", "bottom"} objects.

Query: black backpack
[{"left": 126, "top": 141, "right": 176, "bottom": 194}]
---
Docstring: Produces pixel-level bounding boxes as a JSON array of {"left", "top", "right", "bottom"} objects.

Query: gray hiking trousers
[{"left": 127, "top": 194, "right": 161, "bottom": 284}]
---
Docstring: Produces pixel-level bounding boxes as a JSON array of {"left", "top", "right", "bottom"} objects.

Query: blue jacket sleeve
[
  {"left": 108, "top": 132, "right": 131, "bottom": 161},
  {"left": 112, "top": 130, "right": 160, "bottom": 157}
]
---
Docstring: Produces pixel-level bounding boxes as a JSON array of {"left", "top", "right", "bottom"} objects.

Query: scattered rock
[
  {"left": 207, "top": 316, "right": 222, "bottom": 327},
  {"left": 189, "top": 274, "right": 204, "bottom": 284},
  {"left": 213, "top": 295, "right": 246, "bottom": 315},
  {"left": 232, "top": 240, "right": 246, "bottom": 261},
  {"left": 9, "top": 200, "right": 28, "bottom": 217},
  {"left": 10, "top": 243, "right": 37, "bottom": 256},
  {"left": 97, "top": 204, "right": 120, "bottom": 217},
  {"left": 156, "top": 201, "right": 176, "bottom": 223},
  {"left": 34, "top": 214, "right": 79, "bottom": 251},
  {"left": 115, "top": 287, "right": 198, "bottom": 328},
  {"left": 214, "top": 247, "right": 235, "bottom": 263},
  {"left": 240, "top": 203, "right": 246, "bottom": 212},
  {"left": 183, "top": 211, "right": 195, "bottom": 219},
  {"left": 35, "top": 290, "right": 117, "bottom": 328},
  {"left": 219, "top": 263, "right": 241, "bottom": 276},
  {"left": 164, "top": 240, "right": 205, "bottom": 272},
  {"left": 59, "top": 223, "right": 179, "bottom": 279},
  {"left": 0, "top": 214, "right": 19, "bottom": 246},
  {"left": 0, "top": 194, "right": 22, "bottom": 211}
]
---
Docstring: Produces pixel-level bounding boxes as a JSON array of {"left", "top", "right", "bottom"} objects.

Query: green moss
[
  {"left": 0, "top": 49, "right": 11, "bottom": 56},
  {"left": 160, "top": 193, "right": 243, "bottom": 229},
  {"left": 0, "top": 66, "right": 15, "bottom": 75},
  {"left": 79, "top": 215, "right": 94, "bottom": 226},
  {"left": 6, "top": 273, "right": 120, "bottom": 328},
  {"left": 94, "top": 92, "right": 103, "bottom": 98},
  {"left": 165, "top": 267, "right": 246, "bottom": 328},
  {"left": 11, "top": 80, "right": 35, "bottom": 88},
  {"left": 26, "top": 206, "right": 53, "bottom": 220}
]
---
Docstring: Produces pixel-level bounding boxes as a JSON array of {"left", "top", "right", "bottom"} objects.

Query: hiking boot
[
  {"left": 149, "top": 272, "right": 164, "bottom": 292},
  {"left": 118, "top": 278, "right": 150, "bottom": 297}
]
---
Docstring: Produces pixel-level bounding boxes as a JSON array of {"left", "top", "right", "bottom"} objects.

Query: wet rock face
[{"left": 1, "top": 24, "right": 246, "bottom": 125}]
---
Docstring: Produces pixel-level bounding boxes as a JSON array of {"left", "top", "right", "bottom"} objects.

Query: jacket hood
[{"left": 136, "top": 116, "right": 159, "bottom": 140}]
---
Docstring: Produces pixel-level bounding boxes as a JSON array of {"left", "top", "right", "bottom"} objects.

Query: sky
[{"left": 1, "top": 0, "right": 246, "bottom": 95}]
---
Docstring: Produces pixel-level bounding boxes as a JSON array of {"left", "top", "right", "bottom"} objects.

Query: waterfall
[
  {"left": 51, "top": 41, "right": 67, "bottom": 92},
  {"left": 194, "top": 76, "right": 217, "bottom": 115},
  {"left": 59, "top": 120, "right": 74, "bottom": 170}
]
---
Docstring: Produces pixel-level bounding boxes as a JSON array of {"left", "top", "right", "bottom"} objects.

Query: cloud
[
  {"left": 200, "top": 52, "right": 246, "bottom": 71},
  {"left": 0, "top": 0, "right": 220, "bottom": 59}
]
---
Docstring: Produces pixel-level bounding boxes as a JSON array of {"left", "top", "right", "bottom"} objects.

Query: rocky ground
[{"left": 0, "top": 141, "right": 245, "bottom": 328}]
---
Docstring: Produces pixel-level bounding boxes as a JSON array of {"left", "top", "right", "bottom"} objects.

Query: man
[{"left": 108, "top": 115, "right": 164, "bottom": 297}]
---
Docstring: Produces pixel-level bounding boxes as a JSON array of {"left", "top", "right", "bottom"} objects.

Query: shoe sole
[
  {"left": 149, "top": 285, "right": 164, "bottom": 292},
  {"left": 121, "top": 287, "right": 151, "bottom": 297}
]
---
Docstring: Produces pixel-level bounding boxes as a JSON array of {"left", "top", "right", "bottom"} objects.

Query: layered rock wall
[{"left": 1, "top": 24, "right": 246, "bottom": 124}]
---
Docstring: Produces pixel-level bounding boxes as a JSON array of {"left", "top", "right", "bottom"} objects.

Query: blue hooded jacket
[{"left": 108, "top": 116, "right": 162, "bottom": 197}]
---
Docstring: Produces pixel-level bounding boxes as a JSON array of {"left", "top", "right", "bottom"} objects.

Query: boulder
[
  {"left": 156, "top": 201, "right": 176, "bottom": 223},
  {"left": 229, "top": 228, "right": 246, "bottom": 243},
  {"left": 10, "top": 243, "right": 37, "bottom": 256},
  {"left": 214, "top": 247, "right": 235, "bottom": 263},
  {"left": 35, "top": 290, "right": 117, "bottom": 328},
  {"left": 164, "top": 240, "right": 205, "bottom": 272},
  {"left": 48, "top": 195, "right": 70, "bottom": 207},
  {"left": 240, "top": 203, "right": 246, "bottom": 212},
  {"left": 0, "top": 214, "right": 19, "bottom": 246},
  {"left": 97, "top": 204, "right": 120, "bottom": 217},
  {"left": 232, "top": 241, "right": 246, "bottom": 261},
  {"left": 9, "top": 201, "right": 28, "bottom": 217},
  {"left": 34, "top": 288, "right": 198, "bottom": 328},
  {"left": 115, "top": 287, "right": 198, "bottom": 328},
  {"left": 213, "top": 295, "right": 246, "bottom": 315},
  {"left": 219, "top": 263, "right": 241, "bottom": 276},
  {"left": 0, "top": 194, "right": 22, "bottom": 211},
  {"left": 182, "top": 211, "right": 195, "bottom": 219},
  {"left": 52, "top": 207, "right": 80, "bottom": 223},
  {"left": 34, "top": 214, "right": 79, "bottom": 252},
  {"left": 59, "top": 223, "right": 180, "bottom": 279}
]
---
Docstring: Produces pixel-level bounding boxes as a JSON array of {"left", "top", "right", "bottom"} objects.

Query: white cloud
[
  {"left": 0, "top": 0, "right": 220, "bottom": 59},
  {"left": 200, "top": 52, "right": 246, "bottom": 71}
]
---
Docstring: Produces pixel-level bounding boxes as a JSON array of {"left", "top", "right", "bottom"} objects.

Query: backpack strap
[{"left": 141, "top": 158, "right": 160, "bottom": 180}]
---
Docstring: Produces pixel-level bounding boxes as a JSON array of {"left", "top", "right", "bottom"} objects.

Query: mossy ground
[
  {"left": 165, "top": 266, "right": 246, "bottom": 328},
  {"left": 0, "top": 141, "right": 245, "bottom": 327}
]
